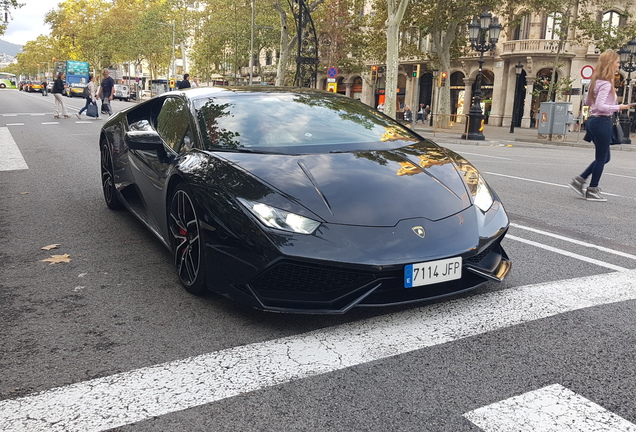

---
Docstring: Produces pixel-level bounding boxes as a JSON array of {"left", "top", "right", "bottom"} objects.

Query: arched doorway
[
  {"left": 419, "top": 72, "right": 433, "bottom": 110},
  {"left": 336, "top": 76, "right": 346, "bottom": 95},
  {"left": 512, "top": 70, "right": 527, "bottom": 127},
  {"left": 531, "top": 68, "right": 559, "bottom": 122},
  {"left": 471, "top": 70, "right": 494, "bottom": 123},
  {"left": 450, "top": 71, "right": 466, "bottom": 119},
  {"left": 351, "top": 76, "right": 363, "bottom": 99}
]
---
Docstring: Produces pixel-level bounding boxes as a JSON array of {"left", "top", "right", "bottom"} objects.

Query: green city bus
[{"left": 0, "top": 72, "right": 18, "bottom": 89}]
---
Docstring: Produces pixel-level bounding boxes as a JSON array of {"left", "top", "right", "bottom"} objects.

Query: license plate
[{"left": 404, "top": 257, "right": 462, "bottom": 288}]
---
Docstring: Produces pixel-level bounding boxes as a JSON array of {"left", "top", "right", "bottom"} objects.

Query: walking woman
[
  {"left": 52, "top": 72, "right": 70, "bottom": 119},
  {"left": 569, "top": 49, "right": 633, "bottom": 201},
  {"left": 76, "top": 75, "right": 99, "bottom": 119}
]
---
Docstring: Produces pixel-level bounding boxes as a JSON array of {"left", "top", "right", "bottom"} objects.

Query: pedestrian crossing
[
  {"left": 0, "top": 127, "right": 28, "bottom": 170},
  {"left": 465, "top": 384, "right": 636, "bottom": 431},
  {"left": 1, "top": 270, "right": 635, "bottom": 431}
]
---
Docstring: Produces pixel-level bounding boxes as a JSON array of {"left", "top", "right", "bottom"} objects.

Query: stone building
[{"left": 315, "top": 3, "right": 636, "bottom": 130}]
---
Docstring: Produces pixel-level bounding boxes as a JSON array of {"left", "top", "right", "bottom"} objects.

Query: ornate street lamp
[
  {"left": 510, "top": 62, "right": 524, "bottom": 133},
  {"left": 618, "top": 38, "right": 636, "bottom": 144},
  {"left": 293, "top": 0, "right": 319, "bottom": 88},
  {"left": 462, "top": 9, "right": 502, "bottom": 140}
]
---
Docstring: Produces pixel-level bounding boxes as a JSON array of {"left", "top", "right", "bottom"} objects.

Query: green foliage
[{"left": 0, "top": 0, "right": 22, "bottom": 36}]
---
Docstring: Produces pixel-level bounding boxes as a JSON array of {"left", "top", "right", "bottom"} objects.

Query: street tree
[
  {"left": 0, "top": 0, "right": 22, "bottom": 36},
  {"left": 44, "top": 0, "right": 115, "bottom": 76},
  {"left": 381, "top": 0, "right": 410, "bottom": 120}
]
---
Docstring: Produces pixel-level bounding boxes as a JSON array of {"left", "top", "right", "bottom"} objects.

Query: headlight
[
  {"left": 238, "top": 198, "right": 321, "bottom": 234},
  {"left": 472, "top": 174, "right": 494, "bottom": 212}
]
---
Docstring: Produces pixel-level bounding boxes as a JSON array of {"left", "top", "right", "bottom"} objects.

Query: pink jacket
[{"left": 585, "top": 80, "right": 619, "bottom": 116}]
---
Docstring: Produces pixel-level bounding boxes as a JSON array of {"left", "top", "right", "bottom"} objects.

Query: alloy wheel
[{"left": 169, "top": 187, "right": 202, "bottom": 289}]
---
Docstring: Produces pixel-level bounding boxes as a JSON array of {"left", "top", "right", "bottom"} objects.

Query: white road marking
[
  {"left": 506, "top": 234, "right": 629, "bottom": 272},
  {"left": 0, "top": 127, "right": 28, "bottom": 171},
  {"left": 485, "top": 171, "right": 626, "bottom": 198},
  {"left": 464, "top": 384, "right": 636, "bottom": 431},
  {"left": 512, "top": 223, "right": 636, "bottom": 261},
  {"left": 455, "top": 151, "right": 513, "bottom": 160},
  {"left": 606, "top": 172, "right": 636, "bottom": 180},
  {"left": 40, "top": 122, "right": 59, "bottom": 125},
  {"left": 2, "top": 271, "right": 636, "bottom": 432},
  {"left": 5, "top": 123, "right": 24, "bottom": 126}
]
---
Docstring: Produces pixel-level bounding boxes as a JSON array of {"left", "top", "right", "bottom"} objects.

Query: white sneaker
[{"left": 75, "top": 113, "right": 81, "bottom": 119}]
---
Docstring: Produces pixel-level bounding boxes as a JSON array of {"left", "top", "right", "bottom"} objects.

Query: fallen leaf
[
  {"left": 41, "top": 254, "right": 71, "bottom": 265},
  {"left": 41, "top": 244, "right": 61, "bottom": 251},
  {"left": 20, "top": 192, "right": 30, "bottom": 195}
]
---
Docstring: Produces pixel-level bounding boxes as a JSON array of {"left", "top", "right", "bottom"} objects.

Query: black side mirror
[
  {"left": 125, "top": 130, "right": 164, "bottom": 150},
  {"left": 125, "top": 130, "right": 173, "bottom": 163}
]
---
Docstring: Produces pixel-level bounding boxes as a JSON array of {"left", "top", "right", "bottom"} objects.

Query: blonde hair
[{"left": 589, "top": 49, "right": 618, "bottom": 105}]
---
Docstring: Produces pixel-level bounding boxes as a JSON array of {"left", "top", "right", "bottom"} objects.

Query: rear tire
[
  {"left": 100, "top": 141, "right": 122, "bottom": 210},
  {"left": 169, "top": 184, "right": 207, "bottom": 295}
]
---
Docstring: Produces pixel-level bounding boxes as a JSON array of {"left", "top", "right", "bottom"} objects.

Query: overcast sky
[{"left": 3, "top": 0, "right": 53, "bottom": 46}]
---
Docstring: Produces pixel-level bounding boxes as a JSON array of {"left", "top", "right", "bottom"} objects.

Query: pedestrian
[
  {"left": 424, "top": 105, "right": 431, "bottom": 120},
  {"left": 416, "top": 104, "right": 424, "bottom": 123},
  {"left": 41, "top": 79, "right": 48, "bottom": 96},
  {"left": 52, "top": 72, "right": 70, "bottom": 119},
  {"left": 76, "top": 74, "right": 99, "bottom": 119},
  {"left": 568, "top": 49, "right": 634, "bottom": 202},
  {"left": 191, "top": 76, "right": 199, "bottom": 88},
  {"left": 403, "top": 105, "right": 412, "bottom": 123},
  {"left": 178, "top": 73, "right": 191, "bottom": 89},
  {"left": 97, "top": 69, "right": 115, "bottom": 116}
]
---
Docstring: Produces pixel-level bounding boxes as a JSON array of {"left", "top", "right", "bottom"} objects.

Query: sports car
[{"left": 99, "top": 87, "right": 511, "bottom": 314}]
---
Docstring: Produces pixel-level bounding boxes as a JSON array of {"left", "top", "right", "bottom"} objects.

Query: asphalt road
[{"left": 2, "top": 88, "right": 636, "bottom": 431}]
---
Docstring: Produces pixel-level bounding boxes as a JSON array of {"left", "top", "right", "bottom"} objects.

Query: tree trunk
[
  {"left": 383, "top": 0, "right": 410, "bottom": 119},
  {"left": 274, "top": 1, "right": 290, "bottom": 86}
]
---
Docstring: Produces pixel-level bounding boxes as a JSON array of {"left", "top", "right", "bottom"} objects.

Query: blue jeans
[
  {"left": 581, "top": 116, "right": 611, "bottom": 188},
  {"left": 79, "top": 98, "right": 96, "bottom": 115}
]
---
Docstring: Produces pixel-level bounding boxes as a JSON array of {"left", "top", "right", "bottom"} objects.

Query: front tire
[
  {"left": 100, "top": 141, "right": 122, "bottom": 210},
  {"left": 169, "top": 184, "right": 207, "bottom": 295}
]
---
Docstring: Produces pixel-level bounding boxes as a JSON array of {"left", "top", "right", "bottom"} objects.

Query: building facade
[{"left": 314, "top": 4, "right": 636, "bottom": 130}]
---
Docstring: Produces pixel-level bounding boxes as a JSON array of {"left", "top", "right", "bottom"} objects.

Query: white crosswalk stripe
[
  {"left": 1, "top": 270, "right": 636, "bottom": 431},
  {"left": 0, "top": 127, "right": 28, "bottom": 170},
  {"left": 464, "top": 384, "right": 636, "bottom": 431}
]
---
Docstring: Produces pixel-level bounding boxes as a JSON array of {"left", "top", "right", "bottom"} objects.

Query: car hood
[{"left": 217, "top": 142, "right": 473, "bottom": 226}]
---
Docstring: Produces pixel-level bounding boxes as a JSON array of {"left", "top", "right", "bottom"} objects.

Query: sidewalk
[{"left": 408, "top": 120, "right": 636, "bottom": 152}]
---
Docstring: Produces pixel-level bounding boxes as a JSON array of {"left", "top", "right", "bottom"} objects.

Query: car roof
[{"left": 165, "top": 86, "right": 345, "bottom": 102}]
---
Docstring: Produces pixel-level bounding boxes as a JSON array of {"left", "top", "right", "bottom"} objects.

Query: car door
[{"left": 128, "top": 96, "right": 196, "bottom": 238}]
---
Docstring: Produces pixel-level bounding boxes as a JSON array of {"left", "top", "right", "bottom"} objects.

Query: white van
[{"left": 113, "top": 84, "right": 131, "bottom": 101}]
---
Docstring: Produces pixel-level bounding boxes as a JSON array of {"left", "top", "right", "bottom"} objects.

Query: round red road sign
[{"left": 581, "top": 65, "right": 594, "bottom": 79}]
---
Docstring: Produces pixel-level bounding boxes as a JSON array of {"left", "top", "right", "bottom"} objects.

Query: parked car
[
  {"left": 113, "top": 83, "right": 131, "bottom": 101},
  {"left": 18, "top": 80, "right": 28, "bottom": 91},
  {"left": 66, "top": 83, "right": 87, "bottom": 98},
  {"left": 99, "top": 87, "right": 511, "bottom": 313}
]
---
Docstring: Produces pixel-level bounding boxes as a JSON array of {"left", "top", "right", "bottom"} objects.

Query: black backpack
[{"left": 82, "top": 86, "right": 90, "bottom": 98}]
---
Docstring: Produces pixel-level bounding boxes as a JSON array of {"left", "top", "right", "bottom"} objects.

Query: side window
[{"left": 156, "top": 97, "right": 194, "bottom": 152}]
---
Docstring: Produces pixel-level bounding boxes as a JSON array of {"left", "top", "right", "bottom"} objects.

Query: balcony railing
[{"left": 500, "top": 39, "right": 573, "bottom": 57}]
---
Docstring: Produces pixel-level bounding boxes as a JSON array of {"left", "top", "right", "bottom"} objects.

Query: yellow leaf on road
[
  {"left": 41, "top": 244, "right": 61, "bottom": 251},
  {"left": 41, "top": 254, "right": 71, "bottom": 265}
]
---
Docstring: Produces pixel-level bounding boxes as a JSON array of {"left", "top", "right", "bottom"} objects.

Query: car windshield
[{"left": 193, "top": 91, "right": 420, "bottom": 154}]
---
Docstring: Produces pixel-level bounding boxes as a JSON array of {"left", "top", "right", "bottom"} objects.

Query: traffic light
[
  {"left": 413, "top": 64, "right": 420, "bottom": 78},
  {"left": 371, "top": 65, "right": 378, "bottom": 82},
  {"left": 438, "top": 71, "right": 448, "bottom": 87}
]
